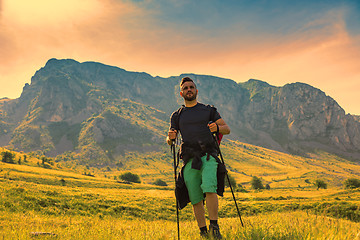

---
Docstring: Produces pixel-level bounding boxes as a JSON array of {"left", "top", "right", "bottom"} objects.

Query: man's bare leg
[
  {"left": 206, "top": 192, "right": 218, "bottom": 220},
  {"left": 206, "top": 192, "right": 223, "bottom": 239},
  {"left": 193, "top": 201, "right": 206, "bottom": 227}
]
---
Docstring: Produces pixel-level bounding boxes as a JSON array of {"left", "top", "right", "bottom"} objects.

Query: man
[{"left": 167, "top": 77, "right": 230, "bottom": 239}]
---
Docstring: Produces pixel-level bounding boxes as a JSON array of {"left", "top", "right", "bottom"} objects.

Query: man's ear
[{"left": 180, "top": 91, "right": 183, "bottom": 97}]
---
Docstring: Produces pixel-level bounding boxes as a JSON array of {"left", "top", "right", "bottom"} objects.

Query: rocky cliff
[{"left": 0, "top": 58, "right": 359, "bottom": 166}]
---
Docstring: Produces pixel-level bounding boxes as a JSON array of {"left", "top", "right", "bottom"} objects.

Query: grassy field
[
  {"left": 90, "top": 140, "right": 360, "bottom": 189},
  {"left": 1, "top": 144, "right": 360, "bottom": 239},
  {"left": 1, "top": 211, "right": 360, "bottom": 240}
]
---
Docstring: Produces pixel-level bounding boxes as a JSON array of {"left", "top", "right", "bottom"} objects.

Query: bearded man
[{"left": 167, "top": 77, "right": 230, "bottom": 239}]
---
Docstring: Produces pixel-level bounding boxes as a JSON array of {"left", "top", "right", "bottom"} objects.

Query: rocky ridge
[{"left": 0, "top": 58, "right": 359, "bottom": 166}]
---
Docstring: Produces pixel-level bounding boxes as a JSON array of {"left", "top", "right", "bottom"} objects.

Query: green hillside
[
  {"left": 2, "top": 135, "right": 360, "bottom": 189},
  {"left": 1, "top": 144, "right": 360, "bottom": 239}
]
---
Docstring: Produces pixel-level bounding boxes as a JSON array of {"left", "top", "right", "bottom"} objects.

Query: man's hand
[
  {"left": 167, "top": 129, "right": 178, "bottom": 145},
  {"left": 208, "top": 122, "right": 218, "bottom": 133},
  {"left": 209, "top": 119, "right": 230, "bottom": 135}
]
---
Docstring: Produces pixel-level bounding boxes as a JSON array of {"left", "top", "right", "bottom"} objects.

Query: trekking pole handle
[
  {"left": 208, "top": 121, "right": 220, "bottom": 147},
  {"left": 208, "top": 121, "right": 219, "bottom": 135},
  {"left": 169, "top": 128, "right": 177, "bottom": 145}
]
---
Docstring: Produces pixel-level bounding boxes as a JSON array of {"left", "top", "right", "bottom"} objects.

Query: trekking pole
[
  {"left": 209, "top": 124, "right": 245, "bottom": 227},
  {"left": 170, "top": 133, "right": 181, "bottom": 240}
]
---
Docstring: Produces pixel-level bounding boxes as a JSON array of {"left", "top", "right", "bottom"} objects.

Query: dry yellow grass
[
  {"left": 1, "top": 142, "right": 360, "bottom": 239},
  {"left": 1, "top": 211, "right": 359, "bottom": 239}
]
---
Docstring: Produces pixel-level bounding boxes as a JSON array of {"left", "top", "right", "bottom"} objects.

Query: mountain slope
[{"left": 0, "top": 58, "right": 359, "bottom": 166}]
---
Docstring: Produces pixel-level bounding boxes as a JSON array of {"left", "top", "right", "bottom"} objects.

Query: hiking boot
[
  {"left": 200, "top": 230, "right": 209, "bottom": 238},
  {"left": 209, "top": 223, "right": 222, "bottom": 239}
]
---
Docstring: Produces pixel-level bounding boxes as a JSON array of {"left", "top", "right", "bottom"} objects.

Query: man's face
[{"left": 180, "top": 81, "right": 198, "bottom": 101}]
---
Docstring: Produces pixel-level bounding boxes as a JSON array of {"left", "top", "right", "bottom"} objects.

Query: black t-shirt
[{"left": 170, "top": 103, "right": 221, "bottom": 144}]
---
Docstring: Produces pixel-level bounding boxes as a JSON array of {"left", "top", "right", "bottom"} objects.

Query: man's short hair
[{"left": 180, "top": 77, "right": 196, "bottom": 88}]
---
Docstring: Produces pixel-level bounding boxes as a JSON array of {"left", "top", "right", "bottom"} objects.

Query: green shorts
[{"left": 183, "top": 155, "right": 218, "bottom": 205}]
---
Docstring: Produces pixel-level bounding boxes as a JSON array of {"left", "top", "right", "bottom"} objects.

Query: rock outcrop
[{"left": 0, "top": 58, "right": 359, "bottom": 165}]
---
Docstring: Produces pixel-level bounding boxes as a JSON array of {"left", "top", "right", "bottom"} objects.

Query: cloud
[
  {"left": 0, "top": 0, "right": 157, "bottom": 97},
  {"left": 0, "top": 0, "right": 359, "bottom": 114}
]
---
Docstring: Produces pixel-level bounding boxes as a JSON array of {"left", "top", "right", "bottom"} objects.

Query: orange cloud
[
  {"left": 0, "top": 1, "right": 359, "bottom": 114},
  {"left": 0, "top": 0, "right": 139, "bottom": 93}
]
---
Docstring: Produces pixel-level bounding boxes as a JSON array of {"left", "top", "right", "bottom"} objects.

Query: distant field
[
  {"left": 1, "top": 143, "right": 360, "bottom": 239},
  {"left": 100, "top": 140, "right": 360, "bottom": 189}
]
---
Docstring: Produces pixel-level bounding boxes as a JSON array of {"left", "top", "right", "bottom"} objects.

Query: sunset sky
[{"left": 1, "top": 0, "right": 359, "bottom": 114}]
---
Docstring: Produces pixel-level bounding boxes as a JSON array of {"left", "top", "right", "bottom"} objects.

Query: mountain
[{"left": 0, "top": 58, "right": 359, "bottom": 167}]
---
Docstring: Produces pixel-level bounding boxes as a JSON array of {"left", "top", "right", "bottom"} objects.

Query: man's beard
[{"left": 183, "top": 91, "right": 197, "bottom": 101}]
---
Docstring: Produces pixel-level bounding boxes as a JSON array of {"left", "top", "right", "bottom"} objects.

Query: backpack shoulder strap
[
  {"left": 174, "top": 105, "right": 185, "bottom": 130},
  {"left": 207, "top": 105, "right": 224, "bottom": 144},
  {"left": 207, "top": 104, "right": 217, "bottom": 122}
]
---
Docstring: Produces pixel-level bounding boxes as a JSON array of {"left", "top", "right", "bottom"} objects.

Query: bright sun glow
[{"left": 3, "top": 0, "right": 103, "bottom": 25}]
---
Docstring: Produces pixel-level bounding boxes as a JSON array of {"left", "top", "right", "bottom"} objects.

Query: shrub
[
  {"left": 236, "top": 184, "right": 248, "bottom": 192},
  {"left": 251, "top": 176, "right": 264, "bottom": 190},
  {"left": 225, "top": 174, "right": 237, "bottom": 188},
  {"left": 1, "top": 151, "right": 15, "bottom": 164},
  {"left": 344, "top": 178, "right": 360, "bottom": 189},
  {"left": 315, "top": 179, "right": 327, "bottom": 190},
  {"left": 60, "top": 179, "right": 66, "bottom": 186},
  {"left": 119, "top": 172, "right": 141, "bottom": 183},
  {"left": 153, "top": 179, "right": 167, "bottom": 186}
]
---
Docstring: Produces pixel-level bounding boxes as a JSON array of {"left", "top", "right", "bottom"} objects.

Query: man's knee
[
  {"left": 206, "top": 192, "right": 217, "bottom": 196},
  {"left": 193, "top": 200, "right": 204, "bottom": 209}
]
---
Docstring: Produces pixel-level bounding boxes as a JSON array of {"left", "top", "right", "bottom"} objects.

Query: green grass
[
  {"left": 1, "top": 165, "right": 360, "bottom": 239},
  {"left": 1, "top": 144, "right": 360, "bottom": 239},
  {"left": 1, "top": 211, "right": 359, "bottom": 239}
]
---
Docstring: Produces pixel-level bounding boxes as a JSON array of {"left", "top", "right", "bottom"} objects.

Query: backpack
[{"left": 174, "top": 104, "right": 223, "bottom": 145}]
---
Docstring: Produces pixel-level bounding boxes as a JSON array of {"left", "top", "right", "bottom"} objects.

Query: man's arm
[{"left": 208, "top": 118, "right": 230, "bottom": 135}]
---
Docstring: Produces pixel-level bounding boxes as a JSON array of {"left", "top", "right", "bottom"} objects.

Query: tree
[
  {"left": 119, "top": 172, "right": 141, "bottom": 183},
  {"left": 344, "top": 178, "right": 360, "bottom": 189},
  {"left": 315, "top": 179, "right": 327, "bottom": 190},
  {"left": 40, "top": 156, "right": 53, "bottom": 169},
  {"left": 236, "top": 184, "right": 248, "bottom": 193},
  {"left": 60, "top": 179, "right": 66, "bottom": 186},
  {"left": 1, "top": 151, "right": 15, "bottom": 164},
  {"left": 251, "top": 176, "right": 264, "bottom": 190},
  {"left": 153, "top": 179, "right": 168, "bottom": 186}
]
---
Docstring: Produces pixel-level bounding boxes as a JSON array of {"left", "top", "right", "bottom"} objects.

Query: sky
[{"left": 1, "top": 0, "right": 360, "bottom": 115}]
